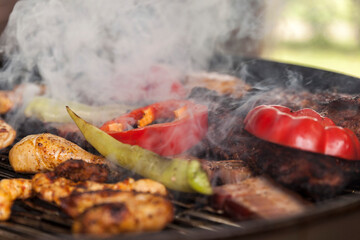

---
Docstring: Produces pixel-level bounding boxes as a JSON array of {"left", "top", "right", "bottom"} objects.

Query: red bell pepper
[
  {"left": 100, "top": 99, "right": 208, "bottom": 156},
  {"left": 244, "top": 105, "right": 360, "bottom": 160}
]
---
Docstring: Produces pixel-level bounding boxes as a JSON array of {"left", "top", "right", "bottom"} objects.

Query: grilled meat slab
[
  {"left": 32, "top": 172, "right": 167, "bottom": 205},
  {"left": 213, "top": 177, "right": 309, "bottom": 220},
  {"left": 68, "top": 191, "right": 173, "bottom": 235}
]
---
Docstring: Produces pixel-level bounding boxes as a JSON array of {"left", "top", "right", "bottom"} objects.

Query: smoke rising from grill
[{"left": 0, "top": 0, "right": 270, "bottom": 105}]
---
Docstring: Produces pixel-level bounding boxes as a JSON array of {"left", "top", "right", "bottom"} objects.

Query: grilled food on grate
[
  {"left": 62, "top": 190, "right": 174, "bottom": 235},
  {"left": 0, "top": 178, "right": 33, "bottom": 220},
  {"left": 0, "top": 159, "right": 173, "bottom": 235},
  {"left": 9, "top": 133, "right": 106, "bottom": 173},
  {"left": 213, "top": 177, "right": 309, "bottom": 220}
]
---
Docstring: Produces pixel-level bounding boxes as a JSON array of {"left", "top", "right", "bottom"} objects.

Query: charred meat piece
[
  {"left": 0, "top": 119, "right": 16, "bottom": 149},
  {"left": 9, "top": 133, "right": 106, "bottom": 173},
  {"left": 251, "top": 141, "right": 360, "bottom": 201},
  {"left": 0, "top": 179, "right": 33, "bottom": 220},
  {"left": 53, "top": 159, "right": 110, "bottom": 183},
  {"left": 316, "top": 97, "right": 360, "bottom": 139},
  {"left": 32, "top": 172, "right": 168, "bottom": 205},
  {"left": 213, "top": 177, "right": 309, "bottom": 220},
  {"left": 62, "top": 190, "right": 173, "bottom": 235}
]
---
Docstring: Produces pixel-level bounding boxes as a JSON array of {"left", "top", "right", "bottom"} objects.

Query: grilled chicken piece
[
  {"left": 0, "top": 119, "right": 16, "bottom": 149},
  {"left": 213, "top": 177, "right": 309, "bottom": 220},
  {"left": 9, "top": 133, "right": 105, "bottom": 173},
  {"left": 32, "top": 172, "right": 167, "bottom": 205},
  {"left": 0, "top": 179, "right": 33, "bottom": 220},
  {"left": 61, "top": 190, "right": 173, "bottom": 235}
]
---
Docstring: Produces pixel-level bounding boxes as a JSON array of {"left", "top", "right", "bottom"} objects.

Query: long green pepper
[{"left": 67, "top": 107, "right": 213, "bottom": 195}]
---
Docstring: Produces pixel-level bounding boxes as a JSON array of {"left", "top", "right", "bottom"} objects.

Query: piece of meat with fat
[{"left": 213, "top": 177, "right": 309, "bottom": 220}]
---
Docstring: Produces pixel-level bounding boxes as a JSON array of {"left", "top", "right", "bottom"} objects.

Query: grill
[{"left": 2, "top": 57, "right": 360, "bottom": 240}]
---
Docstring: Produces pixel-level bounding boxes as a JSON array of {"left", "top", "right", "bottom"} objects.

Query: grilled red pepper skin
[
  {"left": 244, "top": 105, "right": 360, "bottom": 160},
  {"left": 100, "top": 100, "right": 208, "bottom": 156}
]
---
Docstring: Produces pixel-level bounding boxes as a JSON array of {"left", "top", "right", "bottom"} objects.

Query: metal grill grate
[{"left": 0, "top": 150, "right": 245, "bottom": 240}]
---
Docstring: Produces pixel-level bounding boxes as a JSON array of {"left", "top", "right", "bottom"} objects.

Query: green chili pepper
[
  {"left": 25, "top": 97, "right": 134, "bottom": 123},
  {"left": 66, "top": 106, "right": 213, "bottom": 195}
]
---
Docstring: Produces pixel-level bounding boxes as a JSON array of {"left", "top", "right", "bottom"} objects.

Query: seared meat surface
[
  {"left": 32, "top": 172, "right": 167, "bottom": 205},
  {"left": 0, "top": 159, "right": 172, "bottom": 234},
  {"left": 251, "top": 141, "right": 360, "bottom": 200},
  {"left": 68, "top": 191, "right": 173, "bottom": 235},
  {"left": 213, "top": 177, "right": 309, "bottom": 220},
  {"left": 53, "top": 159, "right": 110, "bottom": 182}
]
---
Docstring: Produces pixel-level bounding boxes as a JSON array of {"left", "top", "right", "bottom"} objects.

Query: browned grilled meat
[
  {"left": 0, "top": 179, "right": 33, "bottom": 220},
  {"left": 9, "top": 133, "right": 107, "bottom": 173},
  {"left": 62, "top": 190, "right": 173, "bottom": 235},
  {"left": 250, "top": 140, "right": 360, "bottom": 201},
  {"left": 61, "top": 189, "right": 172, "bottom": 218},
  {"left": 32, "top": 172, "right": 167, "bottom": 205},
  {"left": 213, "top": 177, "right": 309, "bottom": 220},
  {"left": 315, "top": 97, "right": 360, "bottom": 139},
  {"left": 53, "top": 159, "right": 110, "bottom": 183}
]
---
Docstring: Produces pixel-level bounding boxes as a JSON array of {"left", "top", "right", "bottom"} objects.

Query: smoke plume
[{"left": 0, "top": 0, "right": 270, "bottom": 104}]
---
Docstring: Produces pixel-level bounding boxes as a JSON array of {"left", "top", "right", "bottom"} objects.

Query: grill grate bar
[
  {"left": 11, "top": 212, "right": 70, "bottom": 234},
  {"left": 180, "top": 210, "right": 243, "bottom": 228},
  {"left": 0, "top": 221, "right": 60, "bottom": 240},
  {"left": 0, "top": 171, "right": 17, "bottom": 179},
  {"left": 173, "top": 216, "right": 220, "bottom": 231},
  {"left": 0, "top": 227, "right": 30, "bottom": 240}
]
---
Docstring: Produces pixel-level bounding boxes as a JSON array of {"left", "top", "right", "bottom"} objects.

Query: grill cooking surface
[
  {"left": 2, "top": 146, "right": 360, "bottom": 240},
  {"left": 2, "top": 57, "right": 360, "bottom": 239},
  {"left": 0, "top": 149, "right": 247, "bottom": 240}
]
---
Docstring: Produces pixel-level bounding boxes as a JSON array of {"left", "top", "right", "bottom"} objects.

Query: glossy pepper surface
[
  {"left": 244, "top": 105, "right": 360, "bottom": 160},
  {"left": 100, "top": 99, "right": 208, "bottom": 156},
  {"left": 67, "top": 107, "right": 212, "bottom": 195}
]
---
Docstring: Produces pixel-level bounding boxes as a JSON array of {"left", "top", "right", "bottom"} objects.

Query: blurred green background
[{"left": 263, "top": 0, "right": 360, "bottom": 78}]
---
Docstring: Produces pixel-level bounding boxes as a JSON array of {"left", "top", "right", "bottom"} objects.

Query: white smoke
[{"left": 0, "top": 0, "right": 270, "bottom": 104}]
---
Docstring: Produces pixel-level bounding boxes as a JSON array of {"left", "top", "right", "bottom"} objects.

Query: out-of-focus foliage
[{"left": 264, "top": 0, "right": 360, "bottom": 77}]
